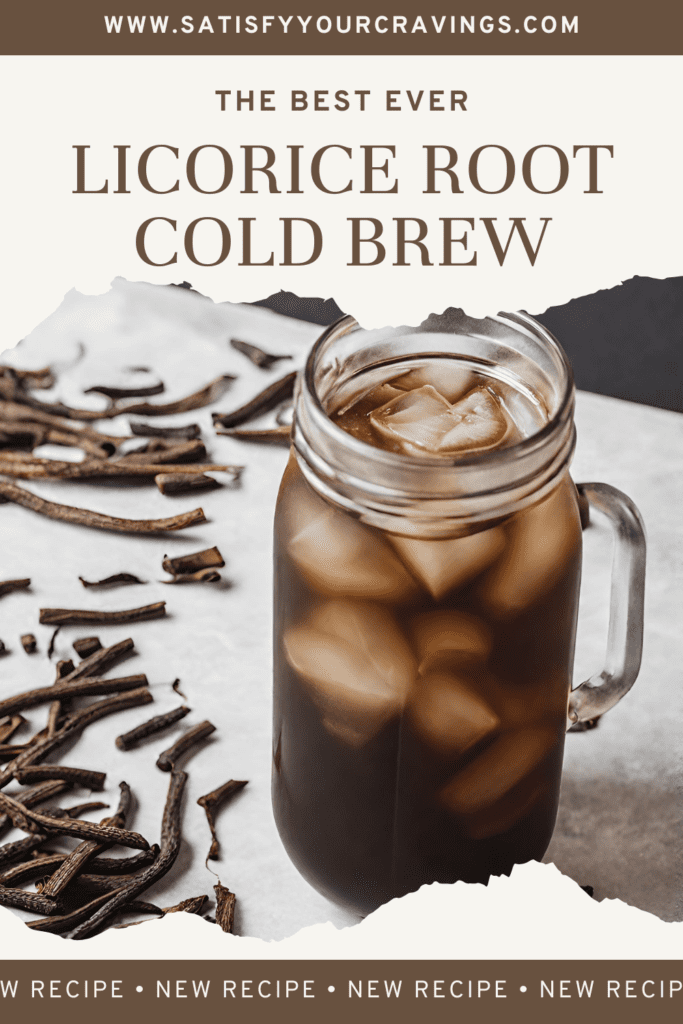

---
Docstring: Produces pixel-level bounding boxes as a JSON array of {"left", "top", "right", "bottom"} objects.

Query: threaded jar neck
[{"left": 292, "top": 310, "right": 576, "bottom": 538}]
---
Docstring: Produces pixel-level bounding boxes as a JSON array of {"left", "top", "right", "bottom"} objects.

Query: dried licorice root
[
  {"left": 155, "top": 473, "right": 220, "bottom": 496},
  {"left": 163, "top": 895, "right": 208, "bottom": 915},
  {"left": 0, "top": 745, "right": 29, "bottom": 763},
  {"left": 0, "top": 780, "right": 71, "bottom": 833},
  {"left": 72, "top": 636, "right": 102, "bottom": 658},
  {"left": 0, "top": 789, "right": 149, "bottom": 850},
  {"left": 162, "top": 547, "right": 224, "bottom": 576},
  {"left": 0, "top": 852, "right": 68, "bottom": 886},
  {"left": 27, "top": 889, "right": 127, "bottom": 934},
  {"left": 0, "top": 673, "right": 149, "bottom": 718},
  {"left": 15, "top": 844, "right": 158, "bottom": 887},
  {"left": 0, "top": 687, "right": 153, "bottom": 790},
  {"left": 39, "top": 603, "right": 166, "bottom": 627},
  {"left": 112, "top": 905, "right": 165, "bottom": 929},
  {"left": 214, "top": 883, "right": 236, "bottom": 933},
  {"left": 0, "top": 832, "right": 51, "bottom": 868},
  {"left": 13, "top": 766, "right": 107, "bottom": 790},
  {"left": 53, "top": 658, "right": 75, "bottom": 681},
  {"left": 89, "top": 846, "right": 159, "bottom": 875},
  {"left": 0, "top": 578, "right": 31, "bottom": 598},
  {"left": 0, "top": 454, "right": 235, "bottom": 481},
  {"left": 1, "top": 370, "right": 232, "bottom": 422},
  {"left": 156, "top": 721, "right": 216, "bottom": 772},
  {"left": 129, "top": 421, "right": 201, "bottom": 441},
  {"left": 69, "top": 872, "right": 140, "bottom": 893},
  {"left": 0, "top": 715, "right": 26, "bottom": 743},
  {"left": 40, "top": 782, "right": 132, "bottom": 898},
  {"left": 230, "top": 339, "right": 292, "bottom": 370},
  {"left": 197, "top": 780, "right": 248, "bottom": 860},
  {"left": 0, "top": 365, "right": 55, "bottom": 389},
  {"left": 20, "top": 634, "right": 37, "bottom": 654},
  {"left": 163, "top": 568, "right": 222, "bottom": 585},
  {"left": 114, "top": 374, "right": 235, "bottom": 417},
  {"left": 0, "top": 480, "right": 207, "bottom": 534},
  {"left": 0, "top": 400, "right": 123, "bottom": 454},
  {"left": 59, "top": 637, "right": 134, "bottom": 684},
  {"left": 0, "top": 885, "right": 59, "bottom": 916},
  {"left": 79, "top": 574, "right": 146, "bottom": 589},
  {"left": 58, "top": 687, "right": 153, "bottom": 736},
  {"left": 216, "top": 425, "right": 291, "bottom": 446},
  {"left": 0, "top": 421, "right": 120, "bottom": 460},
  {"left": 61, "top": 801, "right": 110, "bottom": 818},
  {"left": 85, "top": 382, "right": 165, "bottom": 400},
  {"left": 70, "top": 769, "right": 187, "bottom": 939},
  {"left": 212, "top": 371, "right": 297, "bottom": 429},
  {"left": 116, "top": 705, "right": 191, "bottom": 751},
  {"left": 47, "top": 627, "right": 61, "bottom": 659},
  {"left": 120, "top": 439, "right": 207, "bottom": 464}
]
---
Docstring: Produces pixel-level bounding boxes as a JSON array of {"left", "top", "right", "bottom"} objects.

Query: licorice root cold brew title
[{"left": 72, "top": 111, "right": 614, "bottom": 270}]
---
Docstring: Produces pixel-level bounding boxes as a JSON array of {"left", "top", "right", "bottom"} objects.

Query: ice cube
[
  {"left": 437, "top": 388, "right": 508, "bottom": 452},
  {"left": 389, "top": 527, "right": 505, "bottom": 600},
  {"left": 370, "top": 385, "right": 508, "bottom": 456},
  {"left": 439, "top": 727, "right": 557, "bottom": 815},
  {"left": 284, "top": 473, "right": 416, "bottom": 602},
  {"left": 334, "top": 382, "right": 404, "bottom": 419},
  {"left": 411, "top": 610, "right": 492, "bottom": 672},
  {"left": 409, "top": 671, "right": 499, "bottom": 756},
  {"left": 391, "top": 364, "right": 476, "bottom": 402},
  {"left": 370, "top": 385, "right": 456, "bottom": 455},
  {"left": 460, "top": 779, "right": 549, "bottom": 841},
  {"left": 283, "top": 599, "right": 416, "bottom": 746},
  {"left": 480, "top": 479, "right": 581, "bottom": 616}
]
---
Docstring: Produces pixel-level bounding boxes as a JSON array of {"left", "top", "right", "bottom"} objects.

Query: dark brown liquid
[{"left": 273, "top": 363, "right": 582, "bottom": 915}]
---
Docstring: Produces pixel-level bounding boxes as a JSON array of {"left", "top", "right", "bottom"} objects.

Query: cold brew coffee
[{"left": 273, "top": 355, "right": 583, "bottom": 915}]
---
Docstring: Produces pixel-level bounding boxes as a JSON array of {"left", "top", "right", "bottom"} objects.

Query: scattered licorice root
[
  {"left": 0, "top": 578, "right": 31, "bottom": 598},
  {"left": 79, "top": 574, "right": 146, "bottom": 589},
  {"left": 214, "top": 883, "right": 236, "bottom": 933},
  {"left": 215, "top": 425, "right": 292, "bottom": 446},
  {"left": 162, "top": 547, "right": 224, "bottom": 576},
  {"left": 116, "top": 706, "right": 191, "bottom": 751},
  {"left": 0, "top": 480, "right": 207, "bottom": 534},
  {"left": 212, "top": 371, "right": 297, "bottom": 428},
  {"left": 70, "top": 769, "right": 187, "bottom": 940},
  {"left": 156, "top": 721, "right": 216, "bottom": 772},
  {"left": 0, "top": 674, "right": 149, "bottom": 719},
  {"left": 230, "top": 339, "right": 292, "bottom": 370},
  {"left": 39, "top": 604, "right": 165, "bottom": 627},
  {"left": 72, "top": 637, "right": 102, "bottom": 658},
  {"left": 197, "top": 780, "right": 248, "bottom": 860}
]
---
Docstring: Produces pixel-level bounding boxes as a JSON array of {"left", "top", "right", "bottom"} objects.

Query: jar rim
[{"left": 300, "top": 309, "right": 575, "bottom": 472}]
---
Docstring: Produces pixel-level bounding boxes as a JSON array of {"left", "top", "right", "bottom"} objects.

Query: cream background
[{"left": 0, "top": 55, "right": 681, "bottom": 337}]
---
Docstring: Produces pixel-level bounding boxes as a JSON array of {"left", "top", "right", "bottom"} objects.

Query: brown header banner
[
  {"left": 1, "top": 960, "right": 682, "bottom": 1024},
  {"left": 3, "top": 2, "right": 683, "bottom": 56}
]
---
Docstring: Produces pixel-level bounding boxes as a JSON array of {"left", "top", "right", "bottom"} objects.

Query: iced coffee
[{"left": 273, "top": 351, "right": 583, "bottom": 915}]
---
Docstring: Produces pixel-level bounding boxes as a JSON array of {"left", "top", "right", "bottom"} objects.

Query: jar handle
[{"left": 568, "top": 482, "right": 646, "bottom": 729}]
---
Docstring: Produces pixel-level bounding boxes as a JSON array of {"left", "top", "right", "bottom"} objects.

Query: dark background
[{"left": 251, "top": 275, "right": 683, "bottom": 414}]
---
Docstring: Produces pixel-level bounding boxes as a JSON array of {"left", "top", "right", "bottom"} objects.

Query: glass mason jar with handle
[{"left": 272, "top": 309, "right": 646, "bottom": 917}]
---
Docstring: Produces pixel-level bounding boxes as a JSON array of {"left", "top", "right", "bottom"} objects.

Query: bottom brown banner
[{"left": 0, "top": 962, "right": 681, "bottom": 1024}]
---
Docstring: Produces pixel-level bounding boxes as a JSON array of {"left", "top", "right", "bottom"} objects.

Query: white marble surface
[{"left": 0, "top": 281, "right": 680, "bottom": 936}]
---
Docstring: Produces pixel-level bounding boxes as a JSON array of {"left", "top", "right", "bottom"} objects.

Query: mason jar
[{"left": 272, "top": 309, "right": 646, "bottom": 916}]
